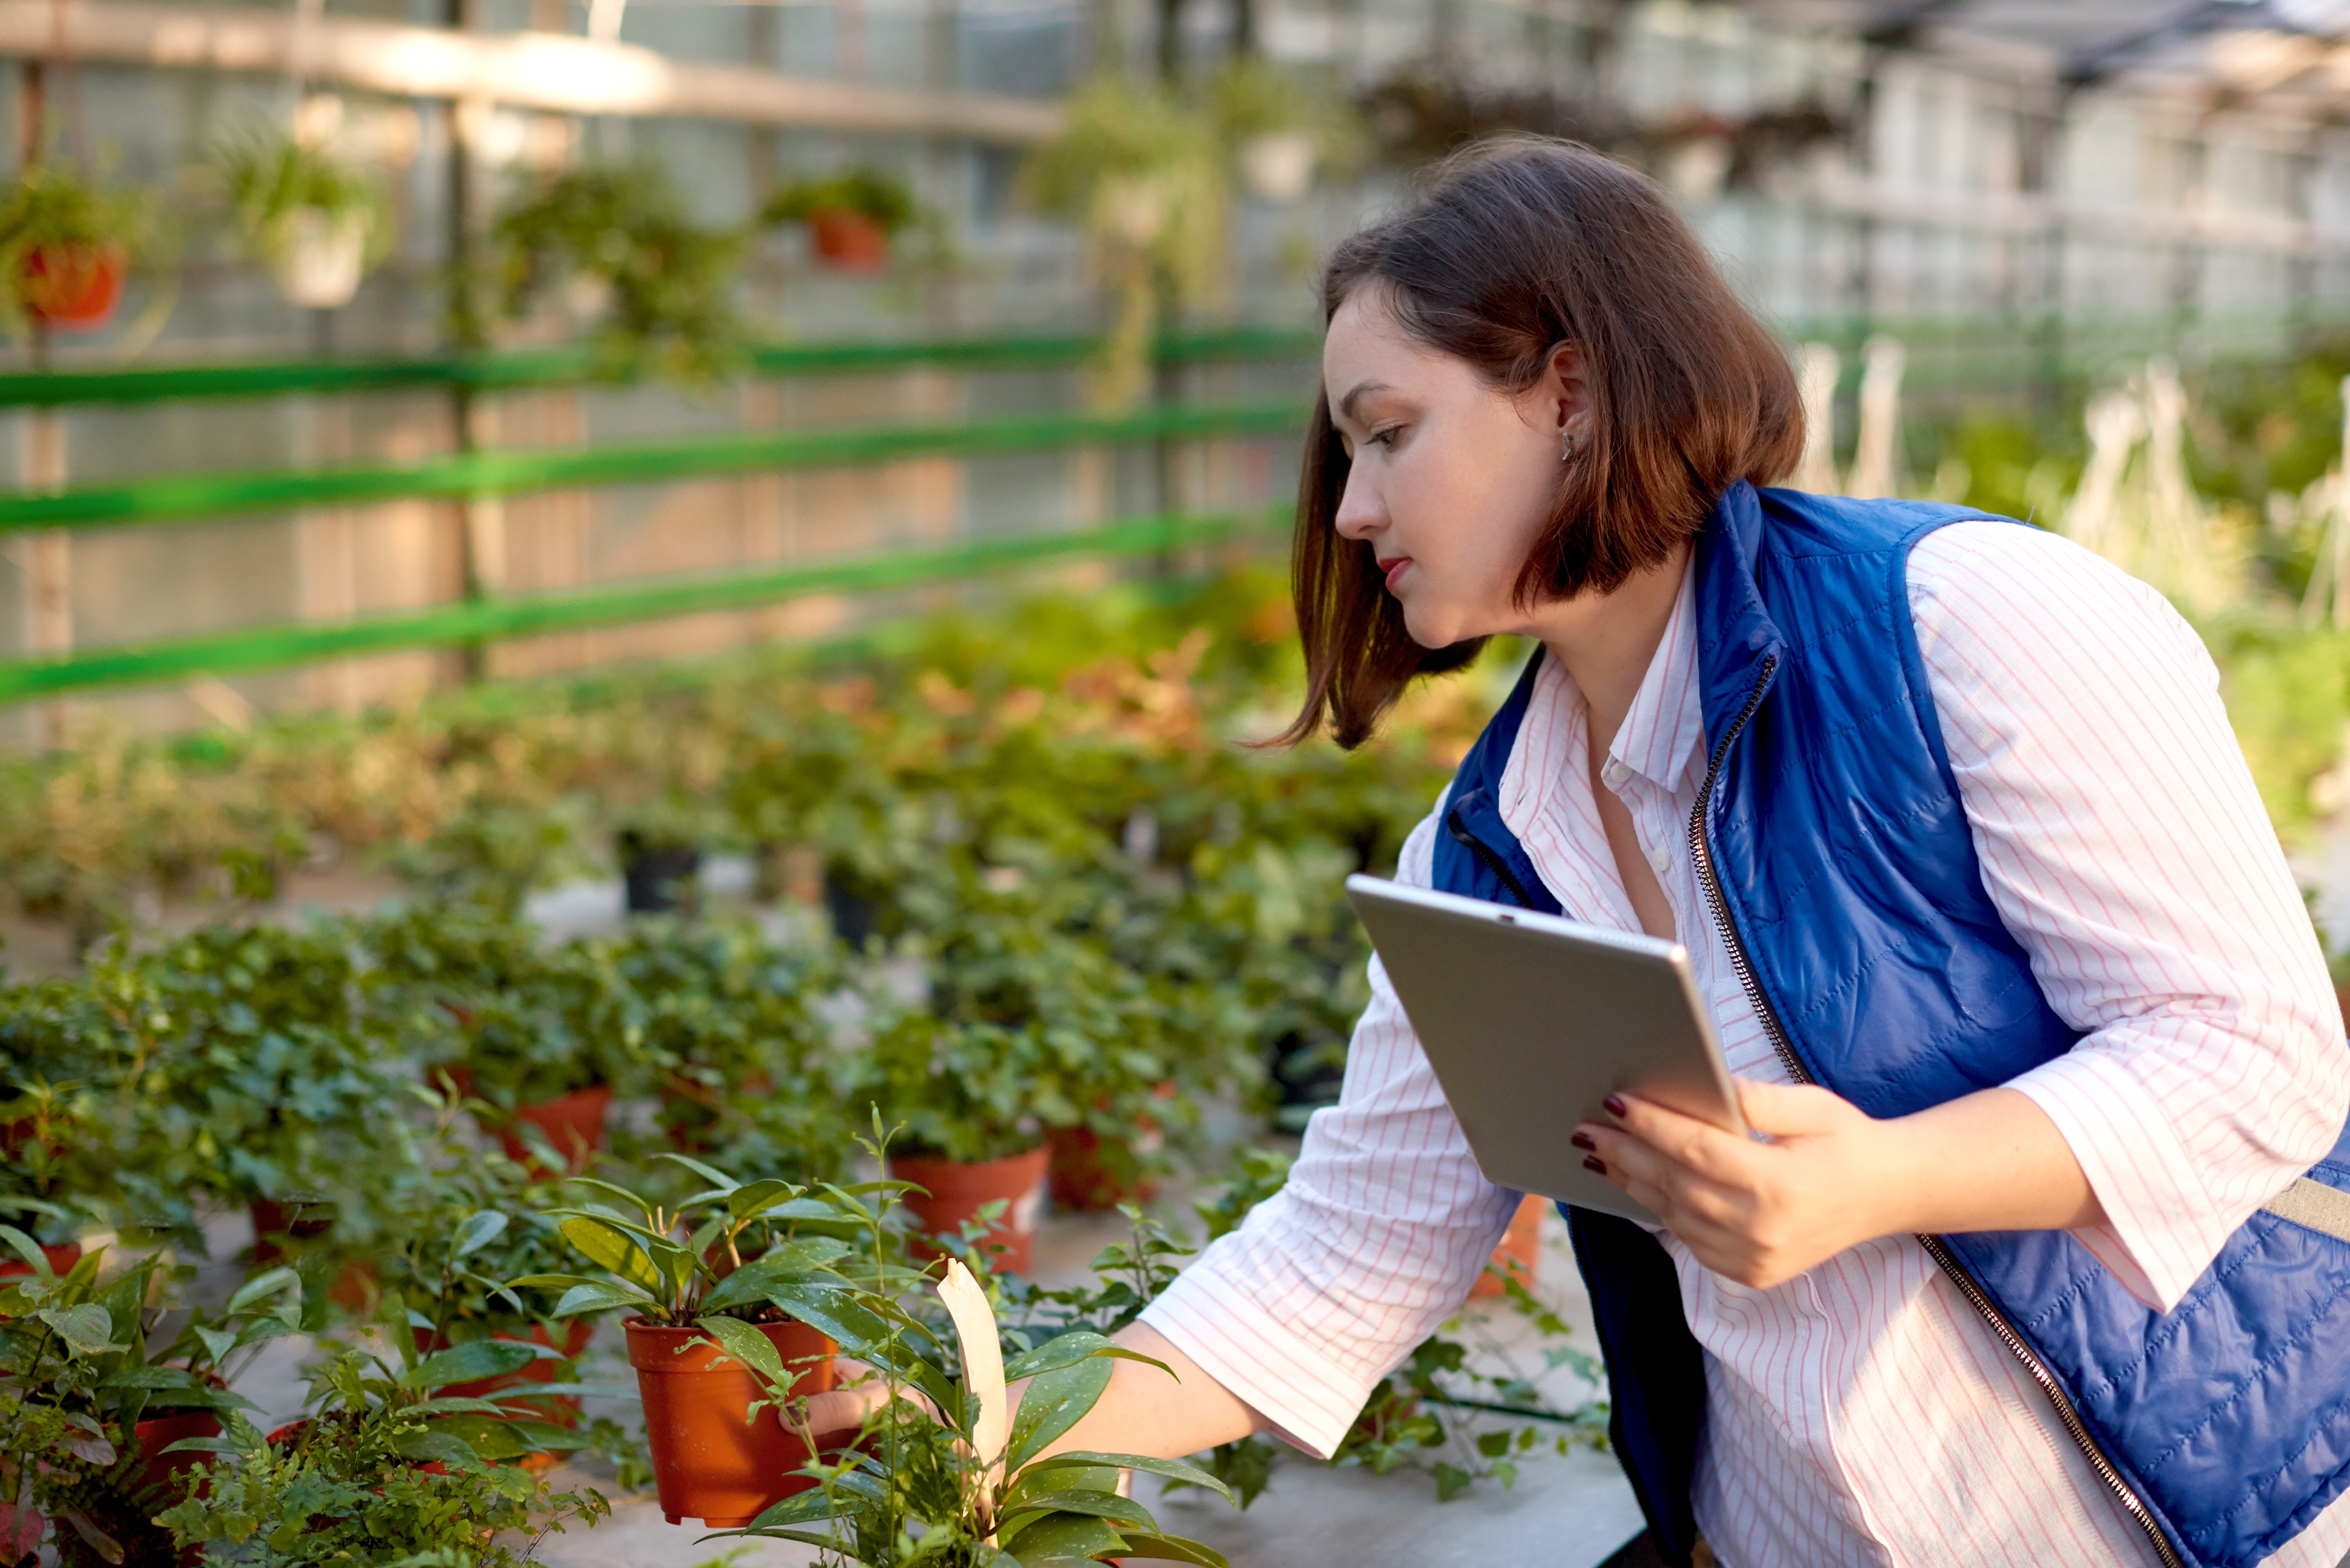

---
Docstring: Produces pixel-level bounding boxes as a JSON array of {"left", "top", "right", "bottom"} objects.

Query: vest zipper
[{"left": 1684, "top": 655, "right": 2188, "bottom": 1568}]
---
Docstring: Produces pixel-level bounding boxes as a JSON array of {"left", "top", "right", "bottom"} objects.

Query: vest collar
[{"left": 1693, "top": 479, "right": 1788, "bottom": 751}]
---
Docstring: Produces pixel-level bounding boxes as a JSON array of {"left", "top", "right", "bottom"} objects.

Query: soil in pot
[
  {"left": 890, "top": 1146, "right": 1050, "bottom": 1277},
  {"left": 23, "top": 241, "right": 127, "bottom": 330},
  {"left": 625, "top": 1315, "right": 837, "bottom": 1527},
  {"left": 1470, "top": 1193, "right": 1546, "bottom": 1300},
  {"left": 807, "top": 207, "right": 889, "bottom": 271}
]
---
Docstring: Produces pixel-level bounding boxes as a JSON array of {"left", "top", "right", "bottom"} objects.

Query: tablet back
[{"left": 1345, "top": 875, "right": 1748, "bottom": 1225}]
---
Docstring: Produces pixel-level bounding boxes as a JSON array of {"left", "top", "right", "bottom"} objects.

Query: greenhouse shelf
[
  {"left": 0, "top": 506, "right": 1284, "bottom": 702},
  {"left": 0, "top": 399, "right": 1302, "bottom": 534},
  {"left": 0, "top": 326, "right": 1322, "bottom": 408}
]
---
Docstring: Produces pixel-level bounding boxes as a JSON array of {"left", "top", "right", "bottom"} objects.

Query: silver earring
[{"left": 1560, "top": 430, "right": 1576, "bottom": 462}]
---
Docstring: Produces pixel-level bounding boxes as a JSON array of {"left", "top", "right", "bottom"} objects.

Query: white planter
[
  {"left": 276, "top": 206, "right": 372, "bottom": 310},
  {"left": 1240, "top": 132, "right": 1317, "bottom": 204}
]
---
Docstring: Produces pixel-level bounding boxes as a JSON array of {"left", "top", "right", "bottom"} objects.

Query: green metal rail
[
  {"left": 0, "top": 398, "right": 1302, "bottom": 535},
  {"left": 0, "top": 507, "right": 1285, "bottom": 702},
  {"left": 0, "top": 326, "right": 1323, "bottom": 408}
]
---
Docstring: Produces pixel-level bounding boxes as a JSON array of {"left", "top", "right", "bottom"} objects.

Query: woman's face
[{"left": 1322, "top": 285, "right": 1584, "bottom": 649}]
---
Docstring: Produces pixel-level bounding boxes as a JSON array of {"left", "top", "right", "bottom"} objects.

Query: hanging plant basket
[
  {"left": 807, "top": 206, "right": 890, "bottom": 272},
  {"left": 762, "top": 169, "right": 917, "bottom": 275},
  {"left": 21, "top": 241, "right": 126, "bottom": 330},
  {"left": 274, "top": 206, "right": 373, "bottom": 310}
]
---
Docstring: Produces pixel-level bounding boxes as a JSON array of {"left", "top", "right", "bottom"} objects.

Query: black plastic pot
[
  {"left": 622, "top": 839, "right": 703, "bottom": 914},
  {"left": 822, "top": 870, "right": 878, "bottom": 947}
]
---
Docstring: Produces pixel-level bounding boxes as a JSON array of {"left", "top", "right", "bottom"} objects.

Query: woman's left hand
[{"left": 1573, "top": 1078, "right": 2105, "bottom": 1291}]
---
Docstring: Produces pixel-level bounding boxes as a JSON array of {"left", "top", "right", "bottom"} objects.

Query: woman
[{"left": 839, "top": 139, "right": 2350, "bottom": 1567}]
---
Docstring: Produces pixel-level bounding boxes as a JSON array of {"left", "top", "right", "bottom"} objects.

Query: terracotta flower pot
[
  {"left": 0, "top": 1240, "right": 83, "bottom": 1281},
  {"left": 1046, "top": 1087, "right": 1174, "bottom": 1212},
  {"left": 625, "top": 1315, "right": 837, "bottom": 1527},
  {"left": 1470, "top": 1194, "right": 1546, "bottom": 1300},
  {"left": 890, "top": 1146, "right": 1050, "bottom": 1276},
  {"left": 23, "top": 241, "right": 126, "bottom": 331},
  {"left": 807, "top": 206, "right": 889, "bottom": 272},
  {"left": 418, "top": 1319, "right": 594, "bottom": 1409},
  {"left": 492, "top": 1083, "right": 614, "bottom": 1175}
]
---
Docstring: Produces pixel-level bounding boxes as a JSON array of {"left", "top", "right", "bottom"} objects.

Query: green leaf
[
  {"left": 404, "top": 1339, "right": 538, "bottom": 1389},
  {"left": 226, "top": 1266, "right": 299, "bottom": 1316},
  {"left": 756, "top": 1281, "right": 887, "bottom": 1355},
  {"left": 1432, "top": 1462, "right": 1472, "bottom": 1502},
  {"left": 452, "top": 1210, "right": 509, "bottom": 1260},
  {"left": 0, "top": 1224, "right": 48, "bottom": 1275},
  {"left": 551, "top": 1282, "right": 655, "bottom": 1319},
  {"left": 390, "top": 1429, "right": 478, "bottom": 1465},
  {"left": 561, "top": 1178, "right": 662, "bottom": 1223},
  {"left": 740, "top": 1487, "right": 840, "bottom": 1530},
  {"left": 999, "top": 1513, "right": 1125, "bottom": 1565},
  {"left": 723, "top": 1179, "right": 804, "bottom": 1222},
  {"left": 996, "top": 1488, "right": 1151, "bottom": 1532},
  {"left": 1111, "top": 1534, "right": 1231, "bottom": 1566},
  {"left": 558, "top": 1216, "right": 666, "bottom": 1296},
  {"left": 1005, "top": 1355, "right": 1113, "bottom": 1472},
  {"left": 1000, "top": 1330, "right": 1162, "bottom": 1384},
  {"left": 695, "top": 1315, "right": 790, "bottom": 1389},
  {"left": 35, "top": 1303, "right": 117, "bottom": 1356},
  {"left": 653, "top": 1152, "right": 738, "bottom": 1190},
  {"left": 1027, "top": 1453, "right": 1233, "bottom": 1505}
]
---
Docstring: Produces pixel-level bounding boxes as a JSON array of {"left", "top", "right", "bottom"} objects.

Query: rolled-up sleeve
[
  {"left": 1911, "top": 522, "right": 2350, "bottom": 1312},
  {"left": 1139, "top": 802, "right": 1519, "bottom": 1457}
]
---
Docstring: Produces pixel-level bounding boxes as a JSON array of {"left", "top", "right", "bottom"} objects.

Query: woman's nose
[{"left": 1333, "top": 464, "right": 1384, "bottom": 542}]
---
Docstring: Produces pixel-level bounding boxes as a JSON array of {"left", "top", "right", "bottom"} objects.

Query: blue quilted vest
[{"left": 1428, "top": 480, "right": 2350, "bottom": 1568}]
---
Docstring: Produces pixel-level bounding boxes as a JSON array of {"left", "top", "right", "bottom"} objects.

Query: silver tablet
[{"left": 1344, "top": 874, "right": 1749, "bottom": 1225}]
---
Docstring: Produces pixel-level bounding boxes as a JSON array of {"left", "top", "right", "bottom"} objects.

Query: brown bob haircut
[{"left": 1285, "top": 137, "right": 1804, "bottom": 749}]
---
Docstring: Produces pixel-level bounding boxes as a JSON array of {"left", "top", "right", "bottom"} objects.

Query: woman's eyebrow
[{"left": 1336, "top": 380, "right": 1393, "bottom": 423}]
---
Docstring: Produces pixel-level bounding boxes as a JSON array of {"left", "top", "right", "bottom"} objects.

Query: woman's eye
[{"left": 1366, "top": 426, "right": 1401, "bottom": 449}]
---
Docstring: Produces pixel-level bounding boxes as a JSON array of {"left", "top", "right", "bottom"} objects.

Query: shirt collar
[{"left": 1603, "top": 561, "right": 1704, "bottom": 793}]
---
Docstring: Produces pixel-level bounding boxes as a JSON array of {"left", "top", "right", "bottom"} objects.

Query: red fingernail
[
  {"left": 1602, "top": 1095, "right": 1627, "bottom": 1119},
  {"left": 1570, "top": 1130, "right": 1596, "bottom": 1152},
  {"left": 1582, "top": 1155, "right": 1607, "bottom": 1175}
]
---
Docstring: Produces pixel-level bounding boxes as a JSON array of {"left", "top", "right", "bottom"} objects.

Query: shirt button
[
  {"left": 1602, "top": 761, "right": 1630, "bottom": 790},
  {"left": 1649, "top": 844, "right": 1673, "bottom": 876}
]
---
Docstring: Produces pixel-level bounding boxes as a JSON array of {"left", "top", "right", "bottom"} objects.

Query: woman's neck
[{"left": 1533, "top": 543, "right": 1692, "bottom": 758}]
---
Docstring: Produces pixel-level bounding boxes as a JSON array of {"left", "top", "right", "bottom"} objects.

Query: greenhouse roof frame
[{"left": 1749, "top": 0, "right": 2350, "bottom": 112}]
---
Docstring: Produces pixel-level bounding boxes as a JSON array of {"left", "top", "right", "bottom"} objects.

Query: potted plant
[
  {"left": 490, "top": 161, "right": 745, "bottom": 384},
  {"left": 0, "top": 1238, "right": 262, "bottom": 1567},
  {"left": 614, "top": 791, "right": 726, "bottom": 915},
  {"left": 0, "top": 162, "right": 154, "bottom": 335},
  {"left": 422, "top": 945, "right": 634, "bottom": 1177},
  {"left": 1023, "top": 79, "right": 1228, "bottom": 410},
  {"left": 1210, "top": 58, "right": 1364, "bottom": 204},
  {"left": 860, "top": 1012, "right": 1055, "bottom": 1276},
  {"left": 211, "top": 120, "right": 392, "bottom": 311},
  {"left": 79, "top": 923, "right": 406, "bottom": 1258},
  {"left": 760, "top": 168, "right": 918, "bottom": 272},
  {"left": 718, "top": 1256, "right": 1238, "bottom": 1565},
  {"left": 154, "top": 1320, "right": 609, "bottom": 1560},
  {"left": 506, "top": 1155, "right": 875, "bottom": 1527}
]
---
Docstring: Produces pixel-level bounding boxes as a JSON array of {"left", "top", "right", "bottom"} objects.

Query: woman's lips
[{"left": 1381, "top": 557, "right": 1412, "bottom": 593}]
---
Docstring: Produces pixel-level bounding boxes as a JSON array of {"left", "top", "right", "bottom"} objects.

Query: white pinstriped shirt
[{"left": 1144, "top": 522, "right": 2350, "bottom": 1567}]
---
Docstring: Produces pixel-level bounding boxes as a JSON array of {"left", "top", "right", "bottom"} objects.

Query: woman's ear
[{"left": 1545, "top": 341, "right": 1594, "bottom": 445}]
